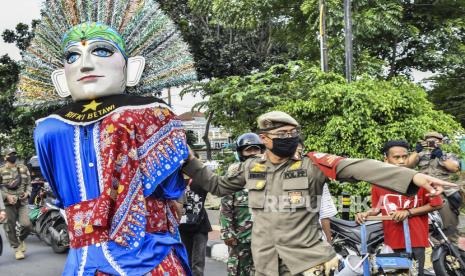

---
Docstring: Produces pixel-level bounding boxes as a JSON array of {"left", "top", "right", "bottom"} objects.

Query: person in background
[
  {"left": 356, "top": 140, "right": 444, "bottom": 276},
  {"left": 179, "top": 152, "right": 212, "bottom": 276},
  {"left": 0, "top": 149, "right": 32, "bottom": 260},
  {"left": 221, "top": 133, "right": 265, "bottom": 275},
  {"left": 410, "top": 131, "right": 464, "bottom": 247}
]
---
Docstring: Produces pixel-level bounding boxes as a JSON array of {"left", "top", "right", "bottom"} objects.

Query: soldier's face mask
[{"left": 6, "top": 155, "right": 17, "bottom": 163}]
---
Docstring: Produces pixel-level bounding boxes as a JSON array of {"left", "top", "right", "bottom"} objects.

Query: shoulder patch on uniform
[
  {"left": 227, "top": 163, "right": 241, "bottom": 177},
  {"left": 307, "top": 152, "right": 345, "bottom": 180},
  {"left": 250, "top": 163, "right": 266, "bottom": 173},
  {"left": 289, "top": 161, "right": 302, "bottom": 171}
]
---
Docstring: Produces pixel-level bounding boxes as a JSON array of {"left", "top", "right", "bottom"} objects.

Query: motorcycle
[
  {"left": 330, "top": 216, "right": 384, "bottom": 258},
  {"left": 19, "top": 182, "right": 69, "bottom": 253},
  {"left": 429, "top": 210, "right": 465, "bottom": 275},
  {"left": 330, "top": 216, "right": 417, "bottom": 275},
  {"left": 45, "top": 199, "right": 69, "bottom": 254}
]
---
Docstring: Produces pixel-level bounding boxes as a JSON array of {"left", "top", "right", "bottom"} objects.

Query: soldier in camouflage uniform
[
  {"left": 411, "top": 131, "right": 464, "bottom": 244},
  {"left": 221, "top": 133, "right": 265, "bottom": 276},
  {"left": 0, "top": 149, "right": 32, "bottom": 260}
]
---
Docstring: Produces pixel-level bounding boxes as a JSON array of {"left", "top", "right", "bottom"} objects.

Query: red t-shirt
[{"left": 371, "top": 186, "right": 443, "bottom": 249}]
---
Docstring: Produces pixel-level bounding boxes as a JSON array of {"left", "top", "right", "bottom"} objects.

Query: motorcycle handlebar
[{"left": 365, "top": 215, "right": 393, "bottom": 221}]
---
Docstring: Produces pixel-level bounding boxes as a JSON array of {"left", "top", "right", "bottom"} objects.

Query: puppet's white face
[{"left": 64, "top": 39, "right": 127, "bottom": 101}]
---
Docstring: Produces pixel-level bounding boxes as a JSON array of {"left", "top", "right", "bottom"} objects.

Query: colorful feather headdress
[{"left": 16, "top": 0, "right": 197, "bottom": 107}]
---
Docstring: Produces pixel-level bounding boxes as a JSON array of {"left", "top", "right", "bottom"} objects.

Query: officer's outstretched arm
[
  {"left": 335, "top": 159, "right": 419, "bottom": 195},
  {"left": 183, "top": 157, "right": 246, "bottom": 197},
  {"left": 335, "top": 158, "right": 457, "bottom": 196}
]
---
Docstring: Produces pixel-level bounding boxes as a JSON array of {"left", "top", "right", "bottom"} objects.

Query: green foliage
[
  {"left": 189, "top": 0, "right": 465, "bottom": 79},
  {"left": 0, "top": 21, "right": 55, "bottom": 160},
  {"left": 429, "top": 68, "right": 465, "bottom": 127},
  {"left": 1, "top": 20, "right": 39, "bottom": 52},
  {"left": 213, "top": 151, "right": 237, "bottom": 176},
  {"left": 195, "top": 61, "right": 463, "bottom": 195},
  {"left": 159, "top": 0, "right": 289, "bottom": 79}
]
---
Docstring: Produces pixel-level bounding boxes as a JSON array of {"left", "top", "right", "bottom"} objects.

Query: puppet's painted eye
[
  {"left": 92, "top": 47, "right": 114, "bottom": 57},
  {"left": 65, "top": 52, "right": 80, "bottom": 64}
]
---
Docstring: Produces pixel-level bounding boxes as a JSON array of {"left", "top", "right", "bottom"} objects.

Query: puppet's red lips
[{"left": 78, "top": 75, "right": 103, "bottom": 81}]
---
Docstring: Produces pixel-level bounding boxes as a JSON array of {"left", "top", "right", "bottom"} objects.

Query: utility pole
[
  {"left": 344, "top": 0, "right": 353, "bottom": 82},
  {"left": 319, "top": 0, "right": 329, "bottom": 72}
]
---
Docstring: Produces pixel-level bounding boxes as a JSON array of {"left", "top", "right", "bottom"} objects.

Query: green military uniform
[
  {"left": 185, "top": 153, "right": 418, "bottom": 275},
  {"left": 220, "top": 164, "right": 254, "bottom": 276},
  {"left": 0, "top": 163, "right": 32, "bottom": 249}
]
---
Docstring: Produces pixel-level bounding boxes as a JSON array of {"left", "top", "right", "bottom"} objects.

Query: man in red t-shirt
[{"left": 356, "top": 140, "right": 443, "bottom": 275}]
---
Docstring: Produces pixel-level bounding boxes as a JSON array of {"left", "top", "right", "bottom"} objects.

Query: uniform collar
[{"left": 258, "top": 151, "right": 302, "bottom": 163}]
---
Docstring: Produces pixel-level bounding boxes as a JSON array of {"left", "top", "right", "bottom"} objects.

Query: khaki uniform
[
  {"left": 417, "top": 151, "right": 464, "bottom": 241},
  {"left": 0, "top": 164, "right": 32, "bottom": 248},
  {"left": 184, "top": 153, "right": 418, "bottom": 275}
]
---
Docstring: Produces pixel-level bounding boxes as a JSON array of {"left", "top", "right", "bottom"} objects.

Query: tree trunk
[{"left": 203, "top": 112, "right": 214, "bottom": 160}]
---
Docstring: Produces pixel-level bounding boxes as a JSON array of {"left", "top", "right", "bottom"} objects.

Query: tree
[
  {"left": 159, "top": 0, "right": 294, "bottom": 158},
  {"left": 159, "top": 0, "right": 290, "bottom": 79},
  {"left": 2, "top": 20, "right": 39, "bottom": 52},
  {"left": 0, "top": 21, "right": 53, "bottom": 159},
  {"left": 194, "top": 61, "right": 463, "bottom": 195},
  {"left": 188, "top": 0, "right": 465, "bottom": 79},
  {"left": 429, "top": 68, "right": 465, "bottom": 127}
]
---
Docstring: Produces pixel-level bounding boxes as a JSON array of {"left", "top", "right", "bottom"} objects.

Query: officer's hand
[
  {"left": 0, "top": 210, "right": 6, "bottom": 223},
  {"left": 415, "top": 142, "right": 423, "bottom": 153},
  {"left": 412, "top": 173, "right": 457, "bottom": 196},
  {"left": 431, "top": 147, "right": 443, "bottom": 159},
  {"left": 6, "top": 194, "right": 17, "bottom": 205},
  {"left": 355, "top": 212, "right": 368, "bottom": 225},
  {"left": 19, "top": 192, "right": 29, "bottom": 200},
  {"left": 391, "top": 210, "right": 409, "bottom": 222},
  {"left": 224, "top": 237, "right": 238, "bottom": 247}
]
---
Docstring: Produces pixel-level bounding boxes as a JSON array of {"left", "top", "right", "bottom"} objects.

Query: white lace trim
[
  {"left": 102, "top": 242, "right": 127, "bottom": 276},
  {"left": 93, "top": 122, "right": 104, "bottom": 193},
  {"left": 77, "top": 246, "right": 88, "bottom": 276},
  {"left": 74, "top": 126, "right": 87, "bottom": 201}
]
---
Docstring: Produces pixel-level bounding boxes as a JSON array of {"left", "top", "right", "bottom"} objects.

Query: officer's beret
[
  {"left": 424, "top": 131, "right": 444, "bottom": 140},
  {"left": 257, "top": 111, "right": 299, "bottom": 131}
]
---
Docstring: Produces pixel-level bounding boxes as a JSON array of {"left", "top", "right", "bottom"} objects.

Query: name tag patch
[
  {"left": 249, "top": 172, "right": 266, "bottom": 179},
  {"left": 284, "top": 169, "right": 307, "bottom": 179}
]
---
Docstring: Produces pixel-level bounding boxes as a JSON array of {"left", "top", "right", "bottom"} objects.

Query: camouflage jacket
[
  {"left": 416, "top": 151, "right": 463, "bottom": 196},
  {"left": 220, "top": 189, "right": 253, "bottom": 243},
  {"left": 0, "top": 164, "right": 31, "bottom": 205}
]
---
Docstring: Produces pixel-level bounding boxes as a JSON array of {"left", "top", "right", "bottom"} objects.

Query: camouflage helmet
[{"left": 2, "top": 148, "right": 17, "bottom": 156}]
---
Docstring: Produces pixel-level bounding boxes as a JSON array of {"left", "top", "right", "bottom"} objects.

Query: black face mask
[
  {"left": 6, "top": 155, "right": 17, "bottom": 163},
  {"left": 270, "top": 136, "right": 299, "bottom": 158},
  {"left": 239, "top": 154, "right": 257, "bottom": 162}
]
